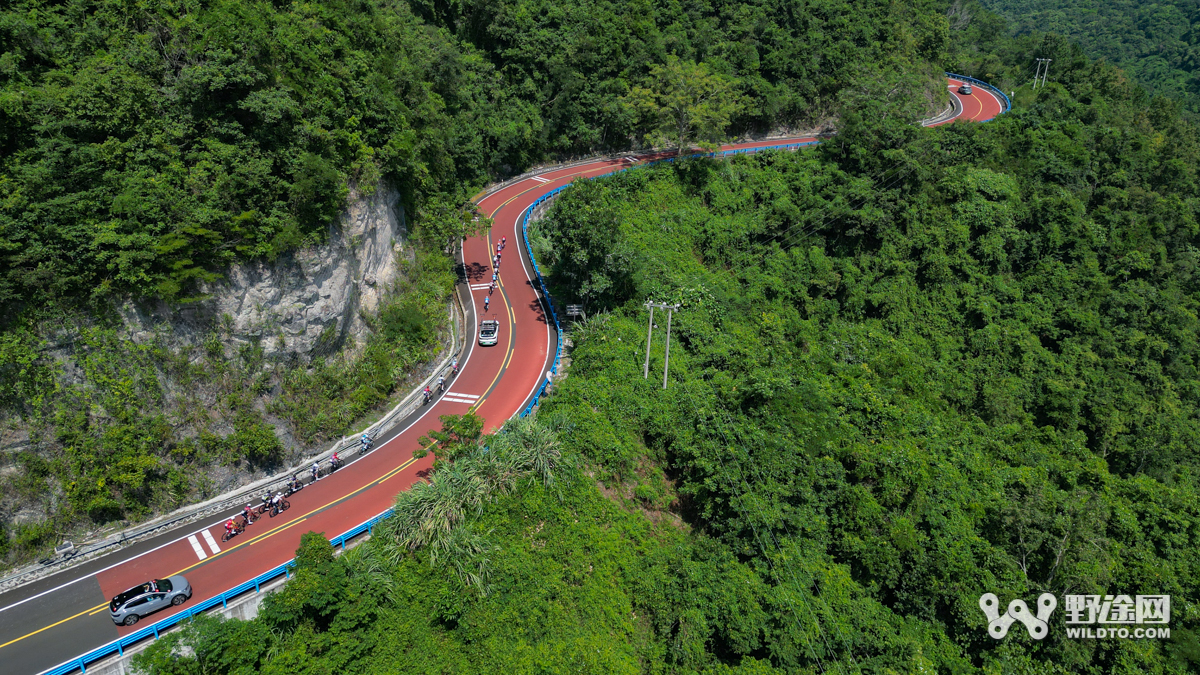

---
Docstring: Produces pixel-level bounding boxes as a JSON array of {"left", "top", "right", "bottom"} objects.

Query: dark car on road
[
  {"left": 959, "top": 83, "right": 973, "bottom": 95},
  {"left": 109, "top": 576, "right": 192, "bottom": 626}
]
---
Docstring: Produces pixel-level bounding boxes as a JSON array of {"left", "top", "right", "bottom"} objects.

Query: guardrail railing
[
  {"left": 519, "top": 186, "right": 570, "bottom": 417},
  {"left": 3, "top": 299, "right": 465, "bottom": 595},
  {"left": 39, "top": 506, "right": 396, "bottom": 675}
]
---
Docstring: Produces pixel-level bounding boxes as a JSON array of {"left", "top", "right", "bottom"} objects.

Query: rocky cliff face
[{"left": 120, "top": 184, "right": 407, "bottom": 359}]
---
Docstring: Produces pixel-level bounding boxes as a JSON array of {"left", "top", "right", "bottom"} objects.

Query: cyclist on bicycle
[
  {"left": 242, "top": 504, "right": 254, "bottom": 524},
  {"left": 451, "top": 357, "right": 458, "bottom": 375},
  {"left": 423, "top": 386, "right": 432, "bottom": 403},
  {"left": 331, "top": 452, "right": 340, "bottom": 470},
  {"left": 437, "top": 375, "right": 445, "bottom": 392},
  {"left": 225, "top": 518, "right": 237, "bottom": 537}
]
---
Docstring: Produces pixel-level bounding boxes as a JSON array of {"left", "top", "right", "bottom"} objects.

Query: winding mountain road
[{"left": 0, "top": 77, "right": 1001, "bottom": 675}]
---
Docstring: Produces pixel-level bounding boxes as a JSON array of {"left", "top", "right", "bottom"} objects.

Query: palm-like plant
[
  {"left": 503, "top": 414, "right": 565, "bottom": 486},
  {"left": 376, "top": 413, "right": 565, "bottom": 592},
  {"left": 339, "top": 541, "right": 397, "bottom": 602},
  {"left": 428, "top": 526, "right": 496, "bottom": 594},
  {"left": 388, "top": 463, "right": 487, "bottom": 552}
]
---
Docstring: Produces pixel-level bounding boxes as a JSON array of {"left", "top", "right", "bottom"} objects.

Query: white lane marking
[
  {"left": 200, "top": 529, "right": 220, "bottom": 554},
  {"left": 187, "top": 536, "right": 207, "bottom": 560},
  {"left": 469, "top": 284, "right": 491, "bottom": 290},
  {"left": 442, "top": 397, "right": 477, "bottom": 404},
  {"left": 531, "top": 176, "right": 550, "bottom": 183},
  {"left": 446, "top": 392, "right": 478, "bottom": 399},
  {"left": 515, "top": 199, "right": 555, "bottom": 413},
  {"left": 624, "top": 156, "right": 637, "bottom": 163}
]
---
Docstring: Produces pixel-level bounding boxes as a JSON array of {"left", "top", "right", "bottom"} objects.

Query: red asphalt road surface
[
  {"left": 931, "top": 77, "right": 1005, "bottom": 125},
  {"left": 96, "top": 133, "right": 825, "bottom": 636},
  {"left": 18, "top": 77, "right": 997, "bottom": 666},
  {"left": 103, "top": 134, "right": 819, "bottom": 631}
]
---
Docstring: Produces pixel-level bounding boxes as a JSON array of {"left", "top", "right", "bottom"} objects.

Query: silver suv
[
  {"left": 478, "top": 319, "right": 499, "bottom": 346},
  {"left": 959, "top": 83, "right": 973, "bottom": 95},
  {"left": 109, "top": 576, "right": 191, "bottom": 626}
]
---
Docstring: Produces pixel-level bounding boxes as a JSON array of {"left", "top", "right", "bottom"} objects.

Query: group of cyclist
[
  {"left": 222, "top": 449, "right": 348, "bottom": 541},
  {"left": 222, "top": 237, "right": 493, "bottom": 541},
  {"left": 423, "top": 357, "right": 458, "bottom": 404}
]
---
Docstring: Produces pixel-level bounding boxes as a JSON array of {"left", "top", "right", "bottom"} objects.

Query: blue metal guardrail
[
  {"left": 944, "top": 71, "right": 1012, "bottom": 119},
  {"left": 42, "top": 508, "right": 395, "bottom": 675},
  {"left": 519, "top": 185, "right": 570, "bottom": 417}
]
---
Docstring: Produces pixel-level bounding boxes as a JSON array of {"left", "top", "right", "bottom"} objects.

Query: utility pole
[
  {"left": 643, "top": 301, "right": 681, "bottom": 389},
  {"left": 1033, "top": 58, "right": 1051, "bottom": 88},
  {"left": 643, "top": 303, "right": 655, "bottom": 378}
]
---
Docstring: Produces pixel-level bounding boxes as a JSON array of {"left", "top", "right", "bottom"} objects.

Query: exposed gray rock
[{"left": 119, "top": 183, "right": 407, "bottom": 360}]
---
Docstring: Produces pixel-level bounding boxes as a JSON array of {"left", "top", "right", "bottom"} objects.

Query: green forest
[
  {"left": 119, "top": 1, "right": 1200, "bottom": 674},
  {"left": 0, "top": 0, "right": 1198, "bottom": 671},
  {"left": 0, "top": 0, "right": 953, "bottom": 562},
  {"left": 0, "top": 0, "right": 947, "bottom": 311},
  {"left": 980, "top": 0, "right": 1200, "bottom": 112}
]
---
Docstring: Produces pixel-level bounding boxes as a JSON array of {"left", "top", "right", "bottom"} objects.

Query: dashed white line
[
  {"left": 446, "top": 392, "right": 479, "bottom": 400},
  {"left": 531, "top": 175, "right": 551, "bottom": 183},
  {"left": 187, "top": 535, "right": 207, "bottom": 560}
]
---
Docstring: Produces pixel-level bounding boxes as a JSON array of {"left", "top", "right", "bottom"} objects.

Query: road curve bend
[{"left": 0, "top": 76, "right": 1003, "bottom": 675}]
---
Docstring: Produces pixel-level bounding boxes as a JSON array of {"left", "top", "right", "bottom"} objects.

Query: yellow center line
[
  {"left": 374, "top": 455, "right": 420, "bottom": 485},
  {"left": 249, "top": 518, "right": 308, "bottom": 546},
  {"left": 471, "top": 168, "right": 609, "bottom": 414},
  {"left": 0, "top": 602, "right": 107, "bottom": 649},
  {"left": 469, "top": 226, "right": 516, "bottom": 416},
  {"left": 2, "top": 453, "right": 426, "bottom": 651}
]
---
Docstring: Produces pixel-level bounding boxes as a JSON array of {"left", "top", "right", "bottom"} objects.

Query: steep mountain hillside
[
  {"left": 0, "top": 0, "right": 952, "bottom": 569},
  {"left": 133, "top": 8, "right": 1199, "bottom": 675},
  {"left": 980, "top": 0, "right": 1200, "bottom": 111}
]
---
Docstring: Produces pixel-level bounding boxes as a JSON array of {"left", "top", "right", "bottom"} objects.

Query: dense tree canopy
[
  {"left": 980, "top": 0, "right": 1200, "bottom": 112},
  {"left": 131, "top": 11, "right": 1200, "bottom": 674},
  {"left": 6, "top": 0, "right": 1199, "bottom": 672},
  {"left": 0, "top": 0, "right": 954, "bottom": 560},
  {"left": 0, "top": 0, "right": 948, "bottom": 314}
]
